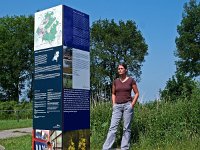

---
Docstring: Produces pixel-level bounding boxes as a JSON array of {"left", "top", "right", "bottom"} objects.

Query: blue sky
[{"left": 0, "top": 0, "right": 197, "bottom": 102}]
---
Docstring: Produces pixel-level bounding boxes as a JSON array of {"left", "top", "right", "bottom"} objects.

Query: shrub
[{"left": 0, "top": 100, "right": 32, "bottom": 119}]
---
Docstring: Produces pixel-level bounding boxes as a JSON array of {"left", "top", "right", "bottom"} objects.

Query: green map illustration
[
  {"left": 34, "top": 5, "right": 62, "bottom": 50},
  {"left": 36, "top": 11, "right": 59, "bottom": 43}
]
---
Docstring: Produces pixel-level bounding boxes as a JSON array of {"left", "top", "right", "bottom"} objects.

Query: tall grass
[
  {"left": 90, "top": 87, "right": 200, "bottom": 149},
  {"left": 91, "top": 102, "right": 112, "bottom": 149}
]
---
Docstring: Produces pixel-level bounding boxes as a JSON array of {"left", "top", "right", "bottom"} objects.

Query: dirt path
[{"left": 0, "top": 127, "right": 32, "bottom": 139}]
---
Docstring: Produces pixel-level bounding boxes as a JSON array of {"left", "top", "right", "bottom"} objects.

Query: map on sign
[{"left": 34, "top": 5, "right": 62, "bottom": 50}]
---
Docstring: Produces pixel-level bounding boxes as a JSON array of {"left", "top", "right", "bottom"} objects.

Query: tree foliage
[
  {"left": 160, "top": 72, "right": 197, "bottom": 102},
  {"left": 0, "top": 15, "right": 34, "bottom": 101},
  {"left": 175, "top": 0, "right": 200, "bottom": 77},
  {"left": 90, "top": 19, "right": 148, "bottom": 93}
]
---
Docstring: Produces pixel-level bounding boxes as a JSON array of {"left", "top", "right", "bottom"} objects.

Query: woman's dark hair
[{"left": 118, "top": 63, "right": 127, "bottom": 70}]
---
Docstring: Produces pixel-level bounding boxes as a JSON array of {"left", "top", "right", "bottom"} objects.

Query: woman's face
[{"left": 118, "top": 65, "right": 126, "bottom": 75}]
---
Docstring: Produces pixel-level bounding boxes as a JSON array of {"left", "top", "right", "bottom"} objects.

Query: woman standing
[{"left": 102, "top": 63, "right": 139, "bottom": 150}]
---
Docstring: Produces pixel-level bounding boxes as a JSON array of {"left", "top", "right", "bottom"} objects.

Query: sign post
[{"left": 32, "top": 5, "right": 90, "bottom": 150}]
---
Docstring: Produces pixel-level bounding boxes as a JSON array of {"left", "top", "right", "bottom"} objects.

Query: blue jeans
[{"left": 102, "top": 101, "right": 133, "bottom": 150}]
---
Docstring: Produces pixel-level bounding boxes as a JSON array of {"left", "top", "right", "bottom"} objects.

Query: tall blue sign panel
[
  {"left": 34, "top": 46, "right": 63, "bottom": 130},
  {"left": 33, "top": 5, "right": 90, "bottom": 150},
  {"left": 63, "top": 5, "right": 90, "bottom": 132}
]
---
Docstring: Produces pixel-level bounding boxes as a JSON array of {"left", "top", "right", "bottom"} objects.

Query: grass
[
  {"left": 90, "top": 135, "right": 200, "bottom": 150},
  {"left": 90, "top": 95, "right": 200, "bottom": 150},
  {"left": 132, "top": 135, "right": 200, "bottom": 150},
  {"left": 0, "top": 134, "right": 198, "bottom": 150},
  {"left": 0, "top": 135, "right": 31, "bottom": 150},
  {"left": 0, "top": 119, "right": 32, "bottom": 131},
  {"left": 0, "top": 119, "right": 32, "bottom": 149}
]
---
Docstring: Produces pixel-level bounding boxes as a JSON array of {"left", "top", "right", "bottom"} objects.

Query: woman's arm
[
  {"left": 112, "top": 82, "right": 116, "bottom": 105},
  {"left": 131, "top": 80, "right": 139, "bottom": 108}
]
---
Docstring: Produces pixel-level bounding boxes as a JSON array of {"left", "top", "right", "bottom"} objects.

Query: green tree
[
  {"left": 160, "top": 72, "right": 196, "bottom": 102},
  {"left": 90, "top": 19, "right": 148, "bottom": 96},
  {"left": 0, "top": 15, "right": 34, "bottom": 101},
  {"left": 175, "top": 0, "right": 200, "bottom": 77}
]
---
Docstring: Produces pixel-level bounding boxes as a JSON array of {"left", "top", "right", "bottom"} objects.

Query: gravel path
[{"left": 0, "top": 127, "right": 32, "bottom": 139}]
